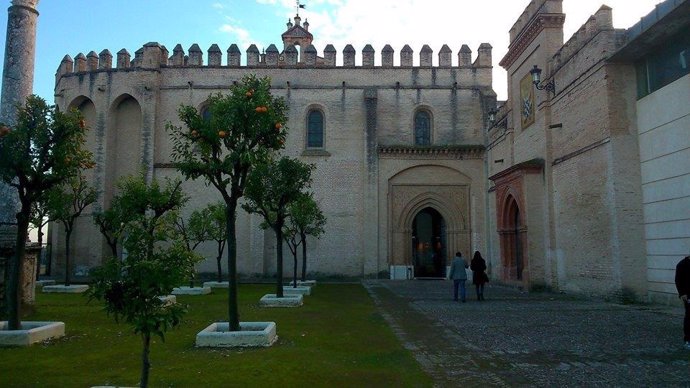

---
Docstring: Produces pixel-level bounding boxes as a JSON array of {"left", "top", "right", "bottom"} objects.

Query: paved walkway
[{"left": 363, "top": 279, "right": 690, "bottom": 387}]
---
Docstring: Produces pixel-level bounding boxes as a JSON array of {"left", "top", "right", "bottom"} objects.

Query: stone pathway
[{"left": 363, "top": 279, "right": 690, "bottom": 387}]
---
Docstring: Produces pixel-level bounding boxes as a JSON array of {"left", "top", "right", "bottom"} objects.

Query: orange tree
[
  {"left": 242, "top": 157, "right": 314, "bottom": 297},
  {"left": 46, "top": 171, "right": 97, "bottom": 286},
  {"left": 284, "top": 192, "right": 326, "bottom": 284},
  {"left": 167, "top": 75, "right": 287, "bottom": 331},
  {"left": 185, "top": 201, "right": 227, "bottom": 283},
  {"left": 0, "top": 95, "right": 91, "bottom": 330},
  {"left": 88, "top": 175, "right": 198, "bottom": 388}
]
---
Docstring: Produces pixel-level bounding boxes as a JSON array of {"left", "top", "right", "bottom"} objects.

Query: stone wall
[
  {"left": 51, "top": 43, "right": 494, "bottom": 279},
  {"left": 488, "top": 0, "right": 647, "bottom": 300}
]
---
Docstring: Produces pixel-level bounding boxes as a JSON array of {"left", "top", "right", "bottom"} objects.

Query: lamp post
[
  {"left": 488, "top": 108, "right": 498, "bottom": 126},
  {"left": 530, "top": 65, "right": 556, "bottom": 94}
]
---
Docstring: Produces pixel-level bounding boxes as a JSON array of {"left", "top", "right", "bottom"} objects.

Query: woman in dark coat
[{"left": 470, "top": 251, "right": 488, "bottom": 301}]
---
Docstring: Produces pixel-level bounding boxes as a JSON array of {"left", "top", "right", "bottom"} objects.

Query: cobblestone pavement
[{"left": 363, "top": 279, "right": 690, "bottom": 387}]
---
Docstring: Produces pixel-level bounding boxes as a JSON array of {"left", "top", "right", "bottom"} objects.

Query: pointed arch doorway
[
  {"left": 501, "top": 196, "right": 525, "bottom": 281},
  {"left": 387, "top": 164, "right": 473, "bottom": 280},
  {"left": 490, "top": 159, "right": 543, "bottom": 286},
  {"left": 412, "top": 207, "right": 447, "bottom": 278}
]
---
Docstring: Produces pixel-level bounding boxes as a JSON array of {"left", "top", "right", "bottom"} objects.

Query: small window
[
  {"left": 414, "top": 110, "right": 431, "bottom": 145},
  {"left": 307, "top": 109, "right": 324, "bottom": 148},
  {"left": 635, "top": 31, "right": 690, "bottom": 99}
]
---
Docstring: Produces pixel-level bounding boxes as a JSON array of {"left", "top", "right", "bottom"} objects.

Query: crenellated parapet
[
  {"left": 500, "top": 0, "right": 565, "bottom": 69},
  {"left": 55, "top": 41, "right": 493, "bottom": 81},
  {"left": 549, "top": 5, "right": 618, "bottom": 72},
  {"left": 507, "top": 0, "right": 562, "bottom": 44}
]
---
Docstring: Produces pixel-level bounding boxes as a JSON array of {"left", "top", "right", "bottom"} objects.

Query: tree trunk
[
  {"left": 275, "top": 221, "right": 284, "bottom": 298},
  {"left": 7, "top": 206, "right": 30, "bottom": 330},
  {"left": 292, "top": 248, "right": 298, "bottom": 288},
  {"left": 140, "top": 332, "right": 151, "bottom": 388},
  {"left": 35, "top": 227, "right": 43, "bottom": 279},
  {"left": 216, "top": 241, "right": 223, "bottom": 283},
  {"left": 64, "top": 226, "right": 72, "bottom": 286},
  {"left": 300, "top": 232, "right": 307, "bottom": 282},
  {"left": 108, "top": 239, "right": 117, "bottom": 259},
  {"left": 226, "top": 202, "right": 240, "bottom": 331}
]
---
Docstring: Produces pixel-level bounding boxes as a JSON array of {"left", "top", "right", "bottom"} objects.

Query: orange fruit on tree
[
  {"left": 218, "top": 130, "right": 226, "bottom": 138},
  {"left": 275, "top": 122, "right": 282, "bottom": 129},
  {"left": 191, "top": 130, "right": 199, "bottom": 137}
]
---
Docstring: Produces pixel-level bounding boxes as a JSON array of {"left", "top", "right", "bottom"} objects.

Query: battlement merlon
[
  {"left": 499, "top": 0, "right": 565, "bottom": 69},
  {"left": 550, "top": 5, "right": 617, "bottom": 75},
  {"left": 508, "top": 0, "right": 563, "bottom": 45},
  {"left": 55, "top": 42, "right": 494, "bottom": 84}
]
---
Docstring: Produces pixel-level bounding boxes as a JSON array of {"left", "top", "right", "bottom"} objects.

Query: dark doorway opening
[
  {"left": 412, "top": 207, "right": 446, "bottom": 278},
  {"left": 513, "top": 206, "right": 523, "bottom": 280}
]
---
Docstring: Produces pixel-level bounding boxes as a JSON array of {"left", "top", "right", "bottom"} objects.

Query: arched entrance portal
[
  {"left": 387, "top": 164, "right": 473, "bottom": 280},
  {"left": 412, "top": 207, "right": 447, "bottom": 278}
]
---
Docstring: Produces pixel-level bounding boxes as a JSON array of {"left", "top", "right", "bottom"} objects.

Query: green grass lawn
[{"left": 1, "top": 283, "right": 432, "bottom": 387}]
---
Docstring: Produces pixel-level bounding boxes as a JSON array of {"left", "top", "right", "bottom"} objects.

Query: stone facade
[
  {"left": 50, "top": 15, "right": 495, "bottom": 280},
  {"left": 49, "top": 1, "right": 689, "bottom": 304},
  {"left": 488, "top": 0, "right": 689, "bottom": 303}
]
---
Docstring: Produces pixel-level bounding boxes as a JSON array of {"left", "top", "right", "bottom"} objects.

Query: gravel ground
[{"left": 363, "top": 279, "right": 690, "bottom": 387}]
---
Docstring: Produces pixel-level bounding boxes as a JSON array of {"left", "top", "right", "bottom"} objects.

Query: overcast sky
[{"left": 0, "top": 0, "right": 662, "bottom": 103}]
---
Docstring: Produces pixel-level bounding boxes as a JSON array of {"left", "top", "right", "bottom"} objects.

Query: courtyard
[{"left": 2, "top": 280, "right": 688, "bottom": 387}]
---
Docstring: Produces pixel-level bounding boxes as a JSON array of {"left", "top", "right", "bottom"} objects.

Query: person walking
[
  {"left": 471, "top": 251, "right": 488, "bottom": 301},
  {"left": 448, "top": 252, "right": 468, "bottom": 302},
  {"left": 675, "top": 255, "right": 690, "bottom": 350}
]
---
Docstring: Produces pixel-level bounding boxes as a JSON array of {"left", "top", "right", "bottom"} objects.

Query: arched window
[
  {"left": 200, "top": 104, "right": 212, "bottom": 122},
  {"left": 307, "top": 109, "right": 324, "bottom": 148},
  {"left": 414, "top": 110, "right": 431, "bottom": 145}
]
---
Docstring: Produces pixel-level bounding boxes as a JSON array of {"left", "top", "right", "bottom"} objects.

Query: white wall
[{"left": 638, "top": 74, "right": 690, "bottom": 303}]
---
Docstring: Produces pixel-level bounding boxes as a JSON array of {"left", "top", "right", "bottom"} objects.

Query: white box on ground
[
  {"left": 172, "top": 286, "right": 212, "bottom": 295},
  {"left": 196, "top": 322, "right": 277, "bottom": 347},
  {"left": 259, "top": 294, "right": 304, "bottom": 307},
  {"left": 42, "top": 284, "right": 89, "bottom": 293},
  {"left": 0, "top": 321, "right": 65, "bottom": 346}
]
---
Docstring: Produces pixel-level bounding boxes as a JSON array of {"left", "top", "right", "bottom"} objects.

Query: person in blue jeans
[{"left": 448, "top": 252, "right": 468, "bottom": 302}]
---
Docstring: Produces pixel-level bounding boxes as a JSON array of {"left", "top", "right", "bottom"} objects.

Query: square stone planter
[
  {"left": 196, "top": 322, "right": 277, "bottom": 347},
  {"left": 0, "top": 321, "right": 65, "bottom": 346},
  {"left": 259, "top": 293, "right": 303, "bottom": 307},
  {"left": 171, "top": 286, "right": 212, "bottom": 295},
  {"left": 158, "top": 295, "right": 177, "bottom": 305},
  {"left": 282, "top": 285, "right": 311, "bottom": 296},
  {"left": 42, "top": 284, "right": 89, "bottom": 293},
  {"left": 285, "top": 280, "right": 316, "bottom": 287},
  {"left": 202, "top": 281, "right": 229, "bottom": 288}
]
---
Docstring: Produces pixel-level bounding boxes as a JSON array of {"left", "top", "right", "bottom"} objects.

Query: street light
[
  {"left": 530, "top": 65, "right": 556, "bottom": 94},
  {"left": 488, "top": 108, "right": 498, "bottom": 125}
]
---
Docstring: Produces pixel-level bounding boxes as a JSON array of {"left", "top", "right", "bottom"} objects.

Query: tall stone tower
[{"left": 0, "top": 0, "right": 40, "bottom": 236}]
